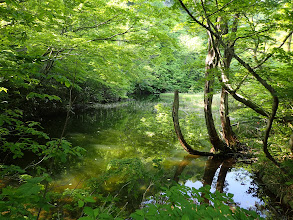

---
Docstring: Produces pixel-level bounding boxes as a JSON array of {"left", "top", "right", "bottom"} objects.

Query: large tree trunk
[
  {"left": 220, "top": 87, "right": 236, "bottom": 147},
  {"left": 220, "top": 46, "right": 239, "bottom": 149},
  {"left": 204, "top": 32, "right": 226, "bottom": 152},
  {"left": 219, "top": 15, "right": 240, "bottom": 149}
]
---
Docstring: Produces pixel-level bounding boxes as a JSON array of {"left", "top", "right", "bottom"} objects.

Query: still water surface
[{"left": 45, "top": 97, "right": 272, "bottom": 217}]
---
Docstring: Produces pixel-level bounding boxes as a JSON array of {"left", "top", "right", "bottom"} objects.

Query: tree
[
  {"left": 171, "top": 0, "right": 293, "bottom": 165},
  {"left": 0, "top": 0, "right": 182, "bottom": 114}
]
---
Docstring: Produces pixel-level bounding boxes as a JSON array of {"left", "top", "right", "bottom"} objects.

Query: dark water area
[{"left": 41, "top": 97, "right": 288, "bottom": 219}]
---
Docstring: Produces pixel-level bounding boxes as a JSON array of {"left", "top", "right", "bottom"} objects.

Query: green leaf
[
  {"left": 18, "top": 183, "right": 41, "bottom": 196},
  {"left": 130, "top": 213, "right": 145, "bottom": 220},
  {"left": 78, "top": 217, "right": 93, "bottom": 220},
  {"left": 83, "top": 206, "right": 94, "bottom": 218},
  {"left": 0, "top": 87, "right": 8, "bottom": 93},
  {"left": 93, "top": 208, "right": 99, "bottom": 218},
  {"left": 98, "top": 213, "right": 113, "bottom": 218},
  {"left": 181, "top": 215, "right": 190, "bottom": 220},
  {"left": 78, "top": 200, "right": 85, "bottom": 208},
  {"left": 84, "top": 196, "right": 96, "bottom": 203},
  {"left": 65, "top": 81, "right": 71, "bottom": 88}
]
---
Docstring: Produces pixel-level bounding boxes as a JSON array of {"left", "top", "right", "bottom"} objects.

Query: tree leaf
[{"left": 78, "top": 200, "right": 85, "bottom": 207}]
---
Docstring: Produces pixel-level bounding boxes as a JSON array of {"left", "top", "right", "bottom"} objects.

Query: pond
[{"left": 43, "top": 94, "right": 285, "bottom": 219}]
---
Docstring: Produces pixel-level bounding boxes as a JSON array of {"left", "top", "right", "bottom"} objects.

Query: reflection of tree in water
[
  {"left": 247, "top": 183, "right": 260, "bottom": 198},
  {"left": 233, "top": 169, "right": 252, "bottom": 185},
  {"left": 174, "top": 155, "right": 236, "bottom": 199}
]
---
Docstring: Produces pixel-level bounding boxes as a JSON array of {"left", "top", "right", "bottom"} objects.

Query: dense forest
[{"left": 1, "top": 0, "right": 293, "bottom": 219}]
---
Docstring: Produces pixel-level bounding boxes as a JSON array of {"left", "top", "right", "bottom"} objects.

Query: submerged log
[{"left": 172, "top": 90, "right": 215, "bottom": 156}]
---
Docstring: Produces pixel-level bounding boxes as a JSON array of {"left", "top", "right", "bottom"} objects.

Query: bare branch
[
  {"left": 72, "top": 13, "right": 122, "bottom": 32},
  {"left": 234, "top": 73, "right": 248, "bottom": 92},
  {"left": 42, "top": 47, "right": 75, "bottom": 57},
  {"left": 207, "top": 0, "right": 236, "bottom": 18},
  {"left": 89, "top": 26, "right": 133, "bottom": 42},
  {"left": 178, "top": 0, "right": 218, "bottom": 37},
  {"left": 218, "top": 73, "right": 270, "bottom": 117},
  {"left": 232, "top": 53, "right": 281, "bottom": 167},
  {"left": 253, "top": 31, "right": 293, "bottom": 69},
  {"left": 232, "top": 28, "right": 271, "bottom": 46},
  {"left": 200, "top": 0, "right": 221, "bottom": 37}
]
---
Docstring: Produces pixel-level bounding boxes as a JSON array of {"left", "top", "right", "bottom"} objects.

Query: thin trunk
[
  {"left": 218, "top": 77, "right": 270, "bottom": 117},
  {"left": 172, "top": 90, "right": 215, "bottom": 156},
  {"left": 287, "top": 34, "right": 292, "bottom": 52},
  {"left": 178, "top": 0, "right": 289, "bottom": 169},
  {"left": 233, "top": 54, "right": 281, "bottom": 167}
]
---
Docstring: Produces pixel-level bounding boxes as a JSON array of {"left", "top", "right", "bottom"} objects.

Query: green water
[
  {"left": 48, "top": 94, "right": 213, "bottom": 183},
  {"left": 50, "top": 99, "right": 194, "bottom": 187},
  {"left": 44, "top": 94, "right": 276, "bottom": 217}
]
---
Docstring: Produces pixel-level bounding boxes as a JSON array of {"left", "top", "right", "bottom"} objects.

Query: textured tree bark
[
  {"left": 178, "top": 0, "right": 288, "bottom": 170},
  {"left": 218, "top": 14, "right": 240, "bottom": 149},
  {"left": 220, "top": 87, "right": 236, "bottom": 147},
  {"left": 287, "top": 31, "right": 292, "bottom": 52},
  {"left": 220, "top": 47, "right": 239, "bottom": 148},
  {"left": 204, "top": 33, "right": 226, "bottom": 152},
  {"left": 172, "top": 90, "right": 215, "bottom": 156}
]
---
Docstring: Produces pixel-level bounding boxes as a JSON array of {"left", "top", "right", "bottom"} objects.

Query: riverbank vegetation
[{"left": 1, "top": 0, "right": 293, "bottom": 219}]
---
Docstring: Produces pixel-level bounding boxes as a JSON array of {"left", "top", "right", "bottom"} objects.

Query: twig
[
  {"left": 206, "top": 0, "right": 236, "bottom": 18},
  {"left": 142, "top": 182, "right": 154, "bottom": 203},
  {"left": 73, "top": 13, "right": 122, "bottom": 32},
  {"left": 24, "top": 155, "right": 48, "bottom": 170},
  {"left": 115, "top": 202, "right": 128, "bottom": 219},
  {"left": 36, "top": 180, "right": 49, "bottom": 220},
  {"left": 253, "top": 31, "right": 293, "bottom": 69},
  {"left": 89, "top": 26, "right": 133, "bottom": 42},
  {"left": 232, "top": 28, "right": 270, "bottom": 46},
  {"left": 233, "top": 73, "right": 249, "bottom": 93}
]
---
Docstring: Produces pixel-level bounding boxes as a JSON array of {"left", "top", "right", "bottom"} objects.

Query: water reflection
[
  {"left": 174, "top": 155, "right": 265, "bottom": 212},
  {"left": 44, "top": 99, "right": 267, "bottom": 216}
]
